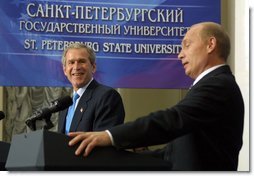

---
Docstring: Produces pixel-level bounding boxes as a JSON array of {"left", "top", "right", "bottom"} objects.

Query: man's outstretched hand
[{"left": 68, "top": 131, "right": 112, "bottom": 157}]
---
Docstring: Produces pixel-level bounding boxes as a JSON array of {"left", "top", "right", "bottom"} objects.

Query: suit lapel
[
  {"left": 59, "top": 109, "right": 68, "bottom": 133},
  {"left": 69, "top": 80, "right": 99, "bottom": 132}
]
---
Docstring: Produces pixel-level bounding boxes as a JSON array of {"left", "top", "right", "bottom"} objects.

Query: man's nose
[
  {"left": 178, "top": 49, "right": 184, "bottom": 60},
  {"left": 73, "top": 62, "right": 81, "bottom": 69}
]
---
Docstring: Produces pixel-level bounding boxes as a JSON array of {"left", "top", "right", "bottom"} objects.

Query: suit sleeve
[{"left": 109, "top": 75, "right": 236, "bottom": 149}]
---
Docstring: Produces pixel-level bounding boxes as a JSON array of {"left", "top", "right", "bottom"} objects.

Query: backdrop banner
[{"left": 0, "top": 0, "right": 220, "bottom": 88}]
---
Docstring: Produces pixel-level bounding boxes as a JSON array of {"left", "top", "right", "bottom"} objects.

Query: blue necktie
[{"left": 65, "top": 93, "right": 80, "bottom": 134}]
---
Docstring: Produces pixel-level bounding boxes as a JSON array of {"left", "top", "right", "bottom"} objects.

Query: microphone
[
  {"left": 0, "top": 111, "right": 5, "bottom": 120},
  {"left": 44, "top": 95, "right": 73, "bottom": 114},
  {"left": 25, "top": 95, "right": 73, "bottom": 130}
]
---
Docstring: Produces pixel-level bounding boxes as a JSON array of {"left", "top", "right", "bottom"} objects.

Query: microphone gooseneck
[{"left": 25, "top": 95, "right": 73, "bottom": 131}]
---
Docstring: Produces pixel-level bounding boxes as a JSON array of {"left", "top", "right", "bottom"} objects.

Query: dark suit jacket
[
  {"left": 109, "top": 65, "right": 244, "bottom": 171},
  {"left": 58, "top": 79, "right": 125, "bottom": 133}
]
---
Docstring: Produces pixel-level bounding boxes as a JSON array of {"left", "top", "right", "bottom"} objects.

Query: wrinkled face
[
  {"left": 178, "top": 25, "right": 210, "bottom": 79},
  {"left": 63, "top": 48, "right": 96, "bottom": 91}
]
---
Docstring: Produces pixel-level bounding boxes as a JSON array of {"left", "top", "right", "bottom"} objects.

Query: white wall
[{"left": 234, "top": 0, "right": 250, "bottom": 171}]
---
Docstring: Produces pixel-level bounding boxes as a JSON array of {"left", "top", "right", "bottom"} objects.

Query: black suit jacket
[
  {"left": 109, "top": 65, "right": 244, "bottom": 171},
  {"left": 58, "top": 80, "right": 125, "bottom": 133}
]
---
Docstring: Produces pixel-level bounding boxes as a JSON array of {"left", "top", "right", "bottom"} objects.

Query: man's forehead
[
  {"left": 181, "top": 31, "right": 193, "bottom": 43},
  {"left": 183, "top": 26, "right": 201, "bottom": 39}
]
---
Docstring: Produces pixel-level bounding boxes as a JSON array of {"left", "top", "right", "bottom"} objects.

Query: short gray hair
[{"left": 62, "top": 43, "right": 96, "bottom": 66}]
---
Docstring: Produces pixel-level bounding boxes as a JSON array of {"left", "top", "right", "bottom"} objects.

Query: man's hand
[{"left": 68, "top": 131, "right": 112, "bottom": 157}]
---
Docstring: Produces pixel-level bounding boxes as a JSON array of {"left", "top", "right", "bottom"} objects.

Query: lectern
[
  {"left": 0, "top": 141, "right": 10, "bottom": 171},
  {"left": 5, "top": 130, "right": 172, "bottom": 171}
]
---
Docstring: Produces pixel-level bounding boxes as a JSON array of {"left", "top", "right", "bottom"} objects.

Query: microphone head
[
  {"left": 49, "top": 95, "right": 73, "bottom": 113},
  {"left": 0, "top": 111, "right": 5, "bottom": 120}
]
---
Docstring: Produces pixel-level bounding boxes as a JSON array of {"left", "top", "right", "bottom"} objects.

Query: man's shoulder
[{"left": 90, "top": 80, "right": 118, "bottom": 95}]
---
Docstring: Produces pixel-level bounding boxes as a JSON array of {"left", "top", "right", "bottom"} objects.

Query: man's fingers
[
  {"left": 68, "top": 131, "right": 83, "bottom": 137},
  {"left": 68, "top": 132, "right": 89, "bottom": 146},
  {"left": 82, "top": 134, "right": 100, "bottom": 156},
  {"left": 75, "top": 137, "right": 92, "bottom": 155},
  {"left": 68, "top": 131, "right": 112, "bottom": 157},
  {"left": 68, "top": 132, "right": 96, "bottom": 156},
  {"left": 84, "top": 140, "right": 96, "bottom": 157}
]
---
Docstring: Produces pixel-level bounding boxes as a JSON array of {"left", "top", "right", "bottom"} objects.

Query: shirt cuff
[{"left": 105, "top": 130, "right": 115, "bottom": 146}]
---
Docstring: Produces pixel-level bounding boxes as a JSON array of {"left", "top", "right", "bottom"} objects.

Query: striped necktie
[{"left": 65, "top": 93, "right": 80, "bottom": 134}]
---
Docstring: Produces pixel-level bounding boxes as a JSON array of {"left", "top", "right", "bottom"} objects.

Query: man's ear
[
  {"left": 207, "top": 37, "right": 216, "bottom": 54},
  {"left": 92, "top": 63, "right": 97, "bottom": 74},
  {"left": 63, "top": 65, "right": 67, "bottom": 76}
]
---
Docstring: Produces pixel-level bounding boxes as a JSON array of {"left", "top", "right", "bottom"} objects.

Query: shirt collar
[{"left": 192, "top": 64, "right": 226, "bottom": 86}]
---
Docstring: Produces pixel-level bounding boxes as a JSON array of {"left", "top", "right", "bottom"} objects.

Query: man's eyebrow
[
  {"left": 181, "top": 39, "right": 187, "bottom": 45},
  {"left": 182, "top": 39, "right": 191, "bottom": 45}
]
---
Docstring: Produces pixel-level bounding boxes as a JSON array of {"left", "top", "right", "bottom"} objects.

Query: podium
[
  {"left": 5, "top": 130, "right": 172, "bottom": 171},
  {"left": 0, "top": 141, "right": 10, "bottom": 171}
]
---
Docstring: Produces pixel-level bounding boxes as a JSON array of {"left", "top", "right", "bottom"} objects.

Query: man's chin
[{"left": 72, "top": 81, "right": 86, "bottom": 88}]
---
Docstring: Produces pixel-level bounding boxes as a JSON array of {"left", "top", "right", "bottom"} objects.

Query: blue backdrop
[{"left": 0, "top": 0, "right": 220, "bottom": 88}]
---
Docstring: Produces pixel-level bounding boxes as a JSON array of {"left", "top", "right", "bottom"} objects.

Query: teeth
[{"left": 73, "top": 73, "right": 82, "bottom": 76}]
